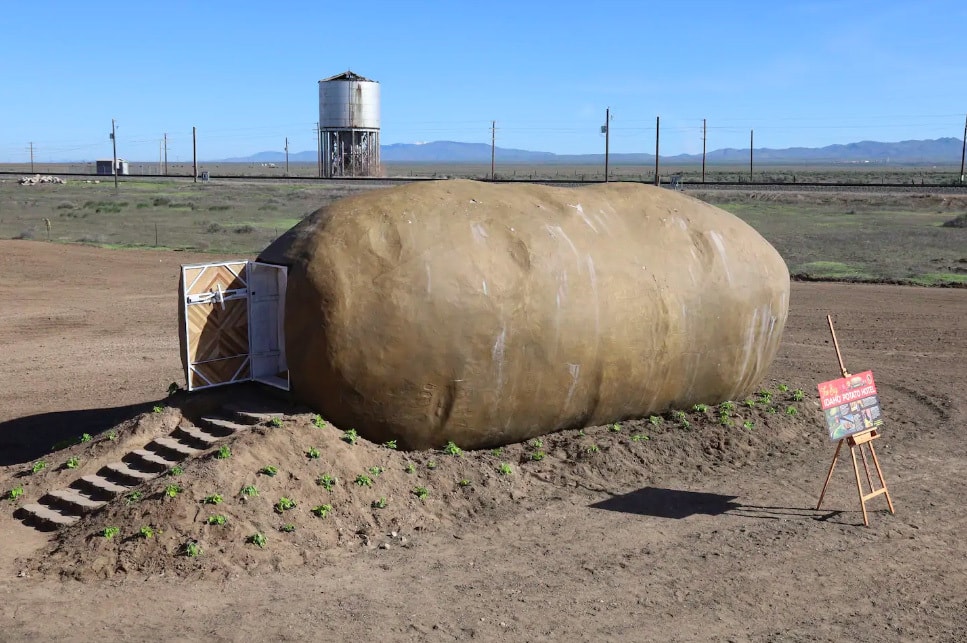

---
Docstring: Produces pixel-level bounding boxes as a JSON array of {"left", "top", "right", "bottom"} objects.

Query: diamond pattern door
[{"left": 180, "top": 261, "right": 251, "bottom": 391}]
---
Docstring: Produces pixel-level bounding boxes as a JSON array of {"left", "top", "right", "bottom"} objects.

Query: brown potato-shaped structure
[{"left": 259, "top": 180, "right": 789, "bottom": 450}]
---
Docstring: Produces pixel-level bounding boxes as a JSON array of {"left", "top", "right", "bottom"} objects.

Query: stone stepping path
[{"left": 14, "top": 409, "right": 270, "bottom": 531}]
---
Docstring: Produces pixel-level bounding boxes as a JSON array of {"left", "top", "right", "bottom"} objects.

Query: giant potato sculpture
[{"left": 258, "top": 180, "right": 789, "bottom": 449}]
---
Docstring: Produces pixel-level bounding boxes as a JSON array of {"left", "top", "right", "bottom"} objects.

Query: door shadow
[
  {"left": 590, "top": 486, "right": 845, "bottom": 523},
  {"left": 0, "top": 402, "right": 157, "bottom": 467}
]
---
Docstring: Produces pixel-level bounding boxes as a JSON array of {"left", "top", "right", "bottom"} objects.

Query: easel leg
[
  {"left": 850, "top": 444, "right": 870, "bottom": 527},
  {"left": 867, "top": 442, "right": 896, "bottom": 515},
  {"left": 859, "top": 444, "right": 876, "bottom": 492},
  {"left": 816, "top": 440, "right": 843, "bottom": 510}
]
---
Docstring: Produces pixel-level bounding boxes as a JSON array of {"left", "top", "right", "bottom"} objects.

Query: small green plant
[
  {"left": 125, "top": 490, "right": 143, "bottom": 504},
  {"left": 383, "top": 439, "right": 398, "bottom": 450},
  {"left": 743, "top": 398, "right": 757, "bottom": 408},
  {"left": 203, "top": 494, "right": 223, "bottom": 505},
  {"left": 342, "top": 429, "right": 358, "bottom": 444},
  {"left": 8, "top": 486, "right": 25, "bottom": 500},
  {"left": 270, "top": 417, "right": 283, "bottom": 428},
  {"left": 317, "top": 474, "right": 337, "bottom": 491},
  {"left": 498, "top": 463, "right": 513, "bottom": 475},
  {"left": 280, "top": 523, "right": 296, "bottom": 533},
  {"left": 792, "top": 389, "right": 806, "bottom": 402},
  {"left": 443, "top": 441, "right": 463, "bottom": 457},
  {"left": 183, "top": 541, "right": 202, "bottom": 557},
  {"left": 153, "top": 405, "right": 164, "bottom": 414},
  {"left": 609, "top": 423, "right": 621, "bottom": 432},
  {"left": 240, "top": 484, "right": 258, "bottom": 497},
  {"left": 758, "top": 390, "right": 773, "bottom": 405},
  {"left": 679, "top": 419, "right": 691, "bottom": 429},
  {"left": 529, "top": 438, "right": 544, "bottom": 448},
  {"left": 66, "top": 457, "right": 80, "bottom": 469},
  {"left": 719, "top": 415, "right": 734, "bottom": 427},
  {"left": 312, "top": 415, "right": 327, "bottom": 429},
  {"left": 102, "top": 526, "right": 120, "bottom": 539},
  {"left": 577, "top": 430, "right": 585, "bottom": 436},
  {"left": 371, "top": 497, "right": 388, "bottom": 509},
  {"left": 426, "top": 460, "right": 438, "bottom": 470},
  {"left": 215, "top": 445, "right": 231, "bottom": 459},
  {"left": 404, "top": 463, "right": 416, "bottom": 474},
  {"left": 247, "top": 532, "right": 267, "bottom": 548},
  {"left": 259, "top": 465, "right": 278, "bottom": 477},
  {"left": 139, "top": 526, "right": 155, "bottom": 539},
  {"left": 355, "top": 474, "right": 373, "bottom": 487},
  {"left": 167, "top": 382, "right": 180, "bottom": 396},
  {"left": 648, "top": 415, "right": 661, "bottom": 426},
  {"left": 692, "top": 404, "right": 709, "bottom": 413},
  {"left": 413, "top": 486, "right": 429, "bottom": 500},
  {"left": 459, "top": 479, "right": 472, "bottom": 487},
  {"left": 368, "top": 466, "right": 383, "bottom": 477},
  {"left": 107, "top": 430, "right": 118, "bottom": 441},
  {"left": 207, "top": 514, "right": 227, "bottom": 525},
  {"left": 164, "top": 484, "right": 181, "bottom": 498},
  {"left": 719, "top": 401, "right": 736, "bottom": 415},
  {"left": 168, "top": 465, "right": 184, "bottom": 477},
  {"left": 31, "top": 460, "right": 47, "bottom": 474},
  {"left": 786, "top": 406, "right": 798, "bottom": 416},
  {"left": 306, "top": 447, "right": 321, "bottom": 459},
  {"left": 312, "top": 504, "right": 332, "bottom": 518},
  {"left": 585, "top": 444, "right": 600, "bottom": 454},
  {"left": 743, "top": 420, "right": 755, "bottom": 431},
  {"left": 530, "top": 450, "right": 546, "bottom": 461},
  {"left": 777, "top": 384, "right": 790, "bottom": 393},
  {"left": 79, "top": 433, "right": 92, "bottom": 443},
  {"left": 275, "top": 497, "right": 296, "bottom": 513},
  {"left": 672, "top": 410, "right": 687, "bottom": 422},
  {"left": 631, "top": 434, "right": 650, "bottom": 442},
  {"left": 767, "top": 406, "right": 778, "bottom": 414},
  {"left": 490, "top": 447, "right": 503, "bottom": 457}
]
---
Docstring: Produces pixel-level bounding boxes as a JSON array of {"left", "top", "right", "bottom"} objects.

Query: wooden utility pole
[
  {"left": 491, "top": 120, "right": 496, "bottom": 181},
  {"left": 749, "top": 129, "right": 754, "bottom": 182},
  {"left": 960, "top": 113, "right": 966, "bottom": 183},
  {"left": 654, "top": 115, "right": 660, "bottom": 186},
  {"left": 192, "top": 126, "right": 197, "bottom": 183},
  {"left": 111, "top": 118, "right": 118, "bottom": 190},
  {"left": 163, "top": 133, "right": 168, "bottom": 175},
  {"left": 701, "top": 119, "right": 707, "bottom": 184},
  {"left": 29, "top": 142, "right": 34, "bottom": 174},
  {"left": 285, "top": 137, "right": 289, "bottom": 176},
  {"left": 604, "top": 107, "right": 610, "bottom": 183}
]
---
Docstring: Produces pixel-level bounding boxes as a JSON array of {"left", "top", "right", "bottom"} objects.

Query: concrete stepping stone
[
  {"left": 47, "top": 489, "right": 107, "bottom": 512},
  {"left": 21, "top": 503, "right": 79, "bottom": 527}
]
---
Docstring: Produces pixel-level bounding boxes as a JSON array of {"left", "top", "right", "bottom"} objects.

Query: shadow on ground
[
  {"left": 590, "top": 487, "right": 847, "bottom": 523},
  {"left": 0, "top": 402, "right": 158, "bottom": 467}
]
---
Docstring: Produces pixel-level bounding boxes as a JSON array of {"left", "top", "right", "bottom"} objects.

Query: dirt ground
[{"left": 1, "top": 239, "right": 965, "bottom": 641}]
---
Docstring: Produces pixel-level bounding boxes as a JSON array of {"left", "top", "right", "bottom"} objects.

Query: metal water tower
[{"left": 318, "top": 70, "right": 381, "bottom": 177}]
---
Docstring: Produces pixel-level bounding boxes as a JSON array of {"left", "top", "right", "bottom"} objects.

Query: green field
[{"left": 1, "top": 175, "right": 964, "bottom": 286}]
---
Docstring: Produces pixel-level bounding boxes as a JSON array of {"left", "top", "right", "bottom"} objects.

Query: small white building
[{"left": 96, "top": 159, "right": 130, "bottom": 176}]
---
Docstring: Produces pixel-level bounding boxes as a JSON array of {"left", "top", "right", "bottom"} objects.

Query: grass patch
[{"left": 792, "top": 261, "right": 874, "bottom": 280}]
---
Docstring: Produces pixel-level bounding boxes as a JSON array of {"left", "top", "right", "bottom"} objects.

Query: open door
[{"left": 180, "top": 261, "right": 289, "bottom": 392}]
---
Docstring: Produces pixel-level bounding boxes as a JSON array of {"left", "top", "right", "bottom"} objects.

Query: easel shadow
[{"left": 589, "top": 487, "right": 855, "bottom": 525}]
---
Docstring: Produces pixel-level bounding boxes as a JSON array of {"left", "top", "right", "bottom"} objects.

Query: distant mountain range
[{"left": 221, "top": 137, "right": 964, "bottom": 165}]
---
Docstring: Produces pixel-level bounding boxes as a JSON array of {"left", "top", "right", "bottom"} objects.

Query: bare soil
[{"left": 1, "top": 239, "right": 965, "bottom": 641}]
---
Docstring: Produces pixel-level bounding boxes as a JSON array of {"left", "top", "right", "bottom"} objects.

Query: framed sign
[{"left": 817, "top": 370, "right": 883, "bottom": 441}]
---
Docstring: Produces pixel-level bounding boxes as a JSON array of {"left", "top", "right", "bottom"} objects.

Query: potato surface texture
[{"left": 260, "top": 180, "right": 789, "bottom": 449}]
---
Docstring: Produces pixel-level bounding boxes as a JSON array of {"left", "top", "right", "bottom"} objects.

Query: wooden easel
[{"left": 815, "top": 315, "right": 895, "bottom": 526}]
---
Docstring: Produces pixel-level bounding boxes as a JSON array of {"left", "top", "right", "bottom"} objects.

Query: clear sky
[{"left": 1, "top": 0, "right": 965, "bottom": 162}]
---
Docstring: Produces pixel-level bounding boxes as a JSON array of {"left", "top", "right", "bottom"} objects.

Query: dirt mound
[{"left": 9, "top": 381, "right": 819, "bottom": 580}]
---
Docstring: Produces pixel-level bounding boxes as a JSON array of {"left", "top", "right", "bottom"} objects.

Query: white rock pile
[{"left": 19, "top": 175, "right": 66, "bottom": 185}]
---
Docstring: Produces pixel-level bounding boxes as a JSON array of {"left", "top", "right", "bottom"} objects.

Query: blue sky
[{"left": 1, "top": 0, "right": 965, "bottom": 162}]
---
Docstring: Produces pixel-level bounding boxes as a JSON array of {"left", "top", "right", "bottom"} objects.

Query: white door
[{"left": 180, "top": 261, "right": 289, "bottom": 391}]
